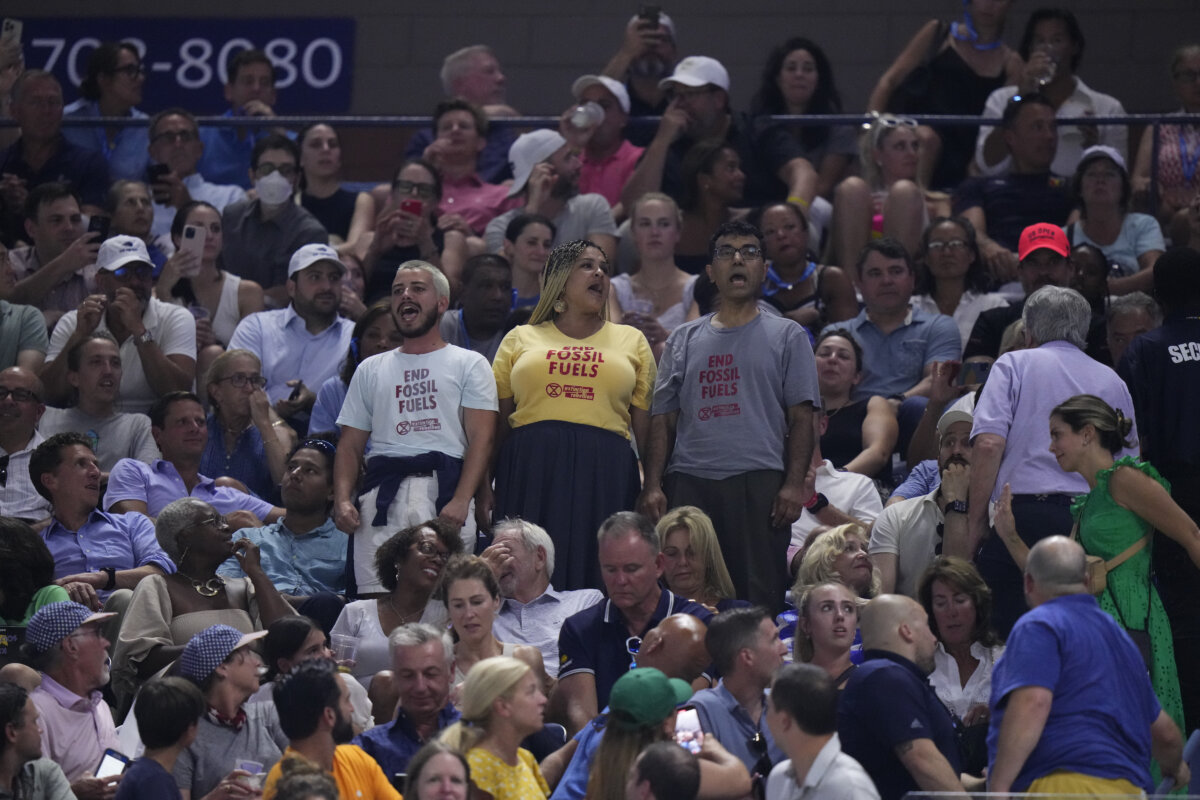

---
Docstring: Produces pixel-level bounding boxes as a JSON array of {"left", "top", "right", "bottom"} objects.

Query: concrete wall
[{"left": 11, "top": 1, "right": 1200, "bottom": 177}]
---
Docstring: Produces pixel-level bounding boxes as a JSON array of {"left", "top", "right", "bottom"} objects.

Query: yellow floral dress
[{"left": 467, "top": 747, "right": 550, "bottom": 800}]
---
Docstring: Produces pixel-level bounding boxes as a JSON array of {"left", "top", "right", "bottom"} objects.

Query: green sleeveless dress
[{"left": 1071, "top": 456, "right": 1185, "bottom": 733}]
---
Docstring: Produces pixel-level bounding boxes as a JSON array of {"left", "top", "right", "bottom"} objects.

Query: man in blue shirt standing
[
  {"left": 987, "top": 536, "right": 1188, "bottom": 795},
  {"left": 196, "top": 50, "right": 285, "bottom": 189},
  {"left": 838, "top": 594, "right": 965, "bottom": 800}
]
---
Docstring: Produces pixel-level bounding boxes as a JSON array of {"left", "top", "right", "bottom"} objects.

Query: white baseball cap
[
  {"left": 507, "top": 129, "right": 567, "bottom": 197},
  {"left": 572, "top": 75, "right": 630, "bottom": 114},
  {"left": 288, "top": 243, "right": 345, "bottom": 280},
  {"left": 96, "top": 235, "right": 153, "bottom": 273},
  {"left": 659, "top": 56, "right": 729, "bottom": 92}
]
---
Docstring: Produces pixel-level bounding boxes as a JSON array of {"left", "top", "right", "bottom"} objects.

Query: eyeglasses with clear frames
[
  {"left": 216, "top": 373, "right": 268, "bottom": 389},
  {"left": 712, "top": 244, "right": 764, "bottom": 262}
]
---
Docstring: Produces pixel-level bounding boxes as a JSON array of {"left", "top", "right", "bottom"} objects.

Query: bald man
[
  {"left": 549, "top": 614, "right": 710, "bottom": 800},
  {"left": 837, "top": 595, "right": 965, "bottom": 800},
  {"left": 988, "top": 537, "right": 1188, "bottom": 795}
]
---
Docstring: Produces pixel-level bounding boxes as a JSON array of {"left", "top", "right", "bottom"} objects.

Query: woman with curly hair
[
  {"left": 795, "top": 523, "right": 881, "bottom": 600},
  {"left": 329, "top": 519, "right": 463, "bottom": 691},
  {"left": 491, "top": 240, "right": 655, "bottom": 589}
]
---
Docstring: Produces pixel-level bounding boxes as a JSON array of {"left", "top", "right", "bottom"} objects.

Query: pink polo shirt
[
  {"left": 31, "top": 673, "right": 119, "bottom": 781},
  {"left": 438, "top": 173, "right": 519, "bottom": 234},
  {"left": 579, "top": 139, "right": 644, "bottom": 207}
]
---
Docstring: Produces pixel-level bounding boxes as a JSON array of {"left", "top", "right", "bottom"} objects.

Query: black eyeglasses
[
  {"left": 111, "top": 64, "right": 146, "bottom": 79},
  {"left": 152, "top": 129, "right": 197, "bottom": 145},
  {"left": 392, "top": 179, "right": 437, "bottom": 199},
  {"left": 254, "top": 162, "right": 297, "bottom": 179},
  {"left": 110, "top": 264, "right": 152, "bottom": 280},
  {"left": 413, "top": 540, "right": 450, "bottom": 563},
  {"left": 0, "top": 387, "right": 41, "bottom": 403},
  {"left": 215, "top": 373, "right": 267, "bottom": 389},
  {"left": 747, "top": 730, "right": 773, "bottom": 778},
  {"left": 712, "top": 244, "right": 764, "bottom": 262}
]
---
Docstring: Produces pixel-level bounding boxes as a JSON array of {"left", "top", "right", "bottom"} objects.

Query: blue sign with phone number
[{"left": 16, "top": 17, "right": 355, "bottom": 113}]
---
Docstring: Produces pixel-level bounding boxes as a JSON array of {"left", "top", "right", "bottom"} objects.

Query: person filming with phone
[{"left": 146, "top": 108, "right": 246, "bottom": 239}]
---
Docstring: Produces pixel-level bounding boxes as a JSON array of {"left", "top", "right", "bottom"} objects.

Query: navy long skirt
[{"left": 493, "top": 420, "right": 640, "bottom": 592}]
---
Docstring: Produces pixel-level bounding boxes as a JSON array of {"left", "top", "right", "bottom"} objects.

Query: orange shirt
[{"left": 262, "top": 745, "right": 401, "bottom": 800}]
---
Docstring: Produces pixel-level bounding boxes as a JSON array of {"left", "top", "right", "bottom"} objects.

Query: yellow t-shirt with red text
[{"left": 493, "top": 321, "right": 655, "bottom": 438}]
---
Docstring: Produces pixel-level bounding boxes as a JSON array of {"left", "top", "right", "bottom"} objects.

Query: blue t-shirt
[
  {"left": 115, "top": 757, "right": 181, "bottom": 800},
  {"left": 838, "top": 650, "right": 961, "bottom": 800},
  {"left": 987, "top": 593, "right": 1160, "bottom": 792},
  {"left": 548, "top": 711, "right": 607, "bottom": 800},
  {"left": 558, "top": 590, "right": 713, "bottom": 710}
]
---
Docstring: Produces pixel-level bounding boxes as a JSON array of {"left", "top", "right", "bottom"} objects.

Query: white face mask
[{"left": 255, "top": 170, "right": 293, "bottom": 206}]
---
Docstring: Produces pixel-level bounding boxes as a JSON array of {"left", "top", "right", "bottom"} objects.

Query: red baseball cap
[{"left": 1018, "top": 223, "right": 1070, "bottom": 262}]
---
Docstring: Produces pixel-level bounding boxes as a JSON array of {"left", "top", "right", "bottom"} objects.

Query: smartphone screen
[
  {"left": 399, "top": 198, "right": 423, "bottom": 217},
  {"left": 87, "top": 215, "right": 111, "bottom": 241},
  {"left": 674, "top": 707, "right": 702, "bottom": 754},
  {"left": 96, "top": 749, "right": 129, "bottom": 778}
]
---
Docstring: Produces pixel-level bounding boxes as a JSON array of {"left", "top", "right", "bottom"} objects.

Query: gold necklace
[
  {"left": 385, "top": 595, "right": 422, "bottom": 624},
  {"left": 176, "top": 570, "right": 225, "bottom": 597}
]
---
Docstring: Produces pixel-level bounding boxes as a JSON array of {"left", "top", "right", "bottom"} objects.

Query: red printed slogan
[
  {"left": 697, "top": 353, "right": 741, "bottom": 420},
  {"left": 394, "top": 368, "right": 441, "bottom": 435},
  {"left": 543, "top": 346, "right": 603, "bottom": 401}
]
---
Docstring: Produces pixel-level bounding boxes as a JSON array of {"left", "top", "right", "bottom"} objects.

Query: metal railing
[{"left": 16, "top": 111, "right": 1200, "bottom": 217}]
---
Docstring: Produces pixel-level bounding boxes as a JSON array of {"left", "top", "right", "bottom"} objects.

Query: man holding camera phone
[{"left": 145, "top": 108, "right": 247, "bottom": 238}]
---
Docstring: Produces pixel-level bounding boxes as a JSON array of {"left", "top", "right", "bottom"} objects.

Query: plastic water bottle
[{"left": 570, "top": 102, "right": 604, "bottom": 129}]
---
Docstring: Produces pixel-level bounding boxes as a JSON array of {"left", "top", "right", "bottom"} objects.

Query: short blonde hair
[{"left": 395, "top": 260, "right": 450, "bottom": 301}]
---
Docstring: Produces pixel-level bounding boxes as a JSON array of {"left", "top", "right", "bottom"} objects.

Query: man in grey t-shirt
[
  {"left": 639, "top": 220, "right": 819, "bottom": 610},
  {"left": 38, "top": 331, "right": 159, "bottom": 475}
]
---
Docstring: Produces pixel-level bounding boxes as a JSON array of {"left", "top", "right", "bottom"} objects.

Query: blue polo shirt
[
  {"left": 838, "top": 649, "right": 961, "bottom": 800},
  {"left": 827, "top": 308, "right": 961, "bottom": 400},
  {"left": 40, "top": 508, "right": 175, "bottom": 601},
  {"left": 558, "top": 589, "right": 712, "bottom": 710},
  {"left": 987, "top": 593, "right": 1159, "bottom": 792},
  {"left": 352, "top": 704, "right": 460, "bottom": 780},
  {"left": 217, "top": 518, "right": 347, "bottom": 595}
]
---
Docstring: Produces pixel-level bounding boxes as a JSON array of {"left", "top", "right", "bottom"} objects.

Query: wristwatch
[
  {"left": 944, "top": 500, "right": 969, "bottom": 515},
  {"left": 100, "top": 567, "right": 117, "bottom": 591},
  {"left": 805, "top": 492, "right": 830, "bottom": 514},
  {"left": 133, "top": 329, "right": 155, "bottom": 346}
]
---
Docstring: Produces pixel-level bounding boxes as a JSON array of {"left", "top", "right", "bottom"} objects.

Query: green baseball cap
[{"left": 609, "top": 667, "right": 694, "bottom": 730}]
